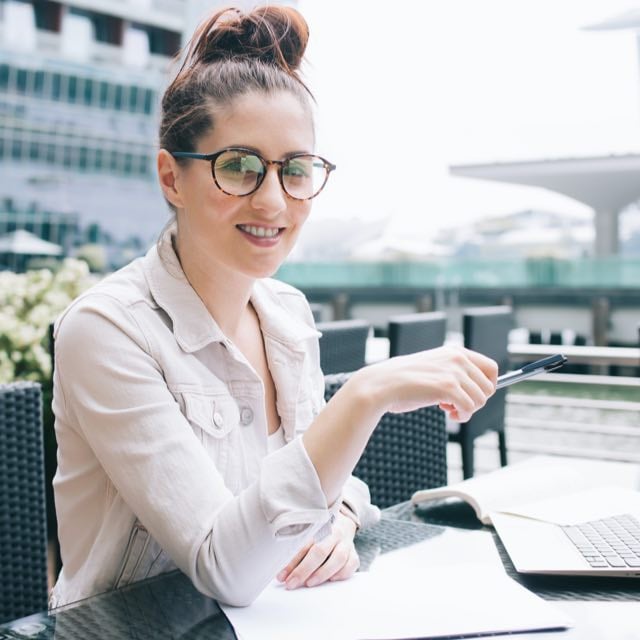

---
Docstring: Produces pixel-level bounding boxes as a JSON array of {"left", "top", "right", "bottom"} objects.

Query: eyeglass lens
[{"left": 213, "top": 149, "right": 328, "bottom": 199}]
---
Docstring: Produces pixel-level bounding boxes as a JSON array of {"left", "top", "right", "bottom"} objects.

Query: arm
[{"left": 303, "top": 346, "right": 498, "bottom": 505}]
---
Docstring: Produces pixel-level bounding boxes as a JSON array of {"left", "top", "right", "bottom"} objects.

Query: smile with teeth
[{"left": 237, "top": 224, "right": 283, "bottom": 239}]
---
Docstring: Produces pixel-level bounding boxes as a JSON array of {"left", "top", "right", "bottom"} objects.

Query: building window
[
  {"left": 79, "top": 146, "right": 88, "bottom": 170},
  {"left": 0, "top": 65, "right": 9, "bottom": 91},
  {"left": 16, "top": 68, "right": 28, "bottom": 94},
  {"left": 99, "top": 81, "right": 109, "bottom": 108},
  {"left": 128, "top": 86, "right": 139, "bottom": 113},
  {"left": 33, "top": 70, "right": 45, "bottom": 97},
  {"left": 67, "top": 75, "right": 78, "bottom": 103},
  {"left": 11, "top": 139, "right": 23, "bottom": 161},
  {"left": 145, "top": 25, "right": 181, "bottom": 57},
  {"left": 32, "top": 0, "right": 62, "bottom": 33},
  {"left": 83, "top": 78, "right": 93, "bottom": 105},
  {"left": 143, "top": 89, "right": 154, "bottom": 115},
  {"left": 51, "top": 73, "right": 62, "bottom": 100},
  {"left": 69, "top": 7, "right": 122, "bottom": 45},
  {"left": 114, "top": 84, "right": 123, "bottom": 111}
]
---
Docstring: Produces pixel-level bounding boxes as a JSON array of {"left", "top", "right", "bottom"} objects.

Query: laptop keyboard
[{"left": 561, "top": 514, "right": 640, "bottom": 569}]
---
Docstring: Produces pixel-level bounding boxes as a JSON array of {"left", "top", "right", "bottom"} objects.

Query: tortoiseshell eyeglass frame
[{"left": 170, "top": 147, "right": 336, "bottom": 201}]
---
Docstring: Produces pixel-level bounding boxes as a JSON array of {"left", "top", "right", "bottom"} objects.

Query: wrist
[
  {"left": 346, "top": 366, "right": 389, "bottom": 420},
  {"left": 338, "top": 503, "right": 360, "bottom": 534}
]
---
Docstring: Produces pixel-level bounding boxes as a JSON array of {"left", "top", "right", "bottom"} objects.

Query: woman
[{"left": 51, "top": 6, "right": 497, "bottom": 608}]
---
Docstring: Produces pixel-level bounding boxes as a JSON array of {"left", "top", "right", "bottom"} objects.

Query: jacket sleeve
[{"left": 54, "top": 295, "right": 341, "bottom": 607}]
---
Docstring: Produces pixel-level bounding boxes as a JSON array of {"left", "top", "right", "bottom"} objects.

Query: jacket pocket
[
  {"left": 114, "top": 522, "right": 151, "bottom": 589},
  {"left": 114, "top": 522, "right": 176, "bottom": 590},
  {"left": 182, "top": 392, "right": 239, "bottom": 440}
]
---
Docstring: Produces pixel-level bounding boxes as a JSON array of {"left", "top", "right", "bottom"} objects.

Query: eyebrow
[{"left": 222, "top": 145, "right": 314, "bottom": 159}]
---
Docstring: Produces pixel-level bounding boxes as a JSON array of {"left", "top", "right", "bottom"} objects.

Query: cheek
[{"left": 293, "top": 203, "right": 312, "bottom": 227}]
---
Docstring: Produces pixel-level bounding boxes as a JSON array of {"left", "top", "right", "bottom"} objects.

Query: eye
[
  {"left": 216, "top": 151, "right": 263, "bottom": 175},
  {"left": 284, "top": 157, "right": 312, "bottom": 179}
]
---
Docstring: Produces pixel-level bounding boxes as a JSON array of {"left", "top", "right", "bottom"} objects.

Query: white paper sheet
[
  {"left": 221, "top": 538, "right": 572, "bottom": 640},
  {"left": 498, "top": 486, "right": 640, "bottom": 525}
]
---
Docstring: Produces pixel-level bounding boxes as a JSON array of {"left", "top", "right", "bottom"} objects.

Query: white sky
[{"left": 297, "top": 0, "right": 640, "bottom": 240}]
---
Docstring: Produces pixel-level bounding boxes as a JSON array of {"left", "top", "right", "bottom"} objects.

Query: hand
[
  {"left": 362, "top": 345, "right": 498, "bottom": 423},
  {"left": 276, "top": 512, "right": 359, "bottom": 590}
]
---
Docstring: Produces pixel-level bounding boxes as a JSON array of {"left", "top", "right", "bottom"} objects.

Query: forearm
[{"left": 302, "top": 367, "right": 385, "bottom": 504}]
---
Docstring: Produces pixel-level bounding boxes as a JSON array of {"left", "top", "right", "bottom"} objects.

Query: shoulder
[{"left": 54, "top": 257, "right": 152, "bottom": 347}]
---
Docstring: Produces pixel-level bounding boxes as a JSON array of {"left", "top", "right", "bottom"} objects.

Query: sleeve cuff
[
  {"left": 341, "top": 475, "right": 381, "bottom": 530},
  {"left": 259, "top": 436, "right": 341, "bottom": 538}
]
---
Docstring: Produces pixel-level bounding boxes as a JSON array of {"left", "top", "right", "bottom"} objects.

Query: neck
[{"left": 175, "top": 237, "right": 254, "bottom": 340}]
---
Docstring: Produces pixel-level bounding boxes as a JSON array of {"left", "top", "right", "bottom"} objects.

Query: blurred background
[{"left": 1, "top": 0, "right": 639, "bottom": 476}]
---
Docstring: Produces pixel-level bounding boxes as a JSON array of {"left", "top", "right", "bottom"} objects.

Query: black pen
[{"left": 496, "top": 354, "right": 568, "bottom": 389}]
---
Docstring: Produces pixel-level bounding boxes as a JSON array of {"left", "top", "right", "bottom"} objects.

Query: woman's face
[{"left": 167, "top": 90, "right": 314, "bottom": 281}]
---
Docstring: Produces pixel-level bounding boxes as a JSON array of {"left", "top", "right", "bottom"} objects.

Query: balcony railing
[{"left": 276, "top": 258, "right": 640, "bottom": 289}]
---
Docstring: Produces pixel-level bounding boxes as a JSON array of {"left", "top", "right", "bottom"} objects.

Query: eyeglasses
[{"left": 170, "top": 147, "right": 336, "bottom": 201}]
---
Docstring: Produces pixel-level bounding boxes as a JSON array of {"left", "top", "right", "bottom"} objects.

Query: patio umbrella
[{"left": 0, "top": 230, "right": 63, "bottom": 256}]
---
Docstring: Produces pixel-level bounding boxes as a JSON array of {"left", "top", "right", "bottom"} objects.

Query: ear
[{"left": 157, "top": 149, "right": 185, "bottom": 209}]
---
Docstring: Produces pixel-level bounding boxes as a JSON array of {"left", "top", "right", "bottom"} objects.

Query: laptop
[{"left": 491, "top": 486, "right": 640, "bottom": 578}]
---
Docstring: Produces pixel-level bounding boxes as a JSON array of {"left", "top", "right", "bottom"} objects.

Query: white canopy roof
[
  {"left": 0, "top": 230, "right": 63, "bottom": 256},
  {"left": 449, "top": 154, "right": 640, "bottom": 212}
]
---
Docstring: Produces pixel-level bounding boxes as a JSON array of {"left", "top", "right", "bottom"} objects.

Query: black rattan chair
[
  {"left": 447, "top": 306, "right": 513, "bottom": 479},
  {"left": 317, "top": 319, "right": 370, "bottom": 374},
  {"left": 388, "top": 311, "right": 447, "bottom": 357},
  {"left": 324, "top": 373, "right": 447, "bottom": 509},
  {"left": 0, "top": 381, "right": 48, "bottom": 623}
]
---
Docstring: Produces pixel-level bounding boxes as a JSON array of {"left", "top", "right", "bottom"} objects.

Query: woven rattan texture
[
  {"left": 317, "top": 321, "right": 369, "bottom": 374},
  {"left": 0, "top": 382, "right": 48, "bottom": 623},
  {"left": 324, "top": 374, "right": 448, "bottom": 509}
]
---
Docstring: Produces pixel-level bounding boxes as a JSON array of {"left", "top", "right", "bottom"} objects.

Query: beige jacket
[{"left": 50, "top": 230, "right": 380, "bottom": 609}]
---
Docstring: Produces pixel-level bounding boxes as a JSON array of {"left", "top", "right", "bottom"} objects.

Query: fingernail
[
  {"left": 286, "top": 578, "right": 299, "bottom": 590},
  {"left": 276, "top": 570, "right": 286, "bottom": 582},
  {"left": 306, "top": 577, "right": 319, "bottom": 587}
]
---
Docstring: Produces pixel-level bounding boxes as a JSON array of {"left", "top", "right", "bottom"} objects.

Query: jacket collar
[{"left": 142, "top": 225, "right": 318, "bottom": 353}]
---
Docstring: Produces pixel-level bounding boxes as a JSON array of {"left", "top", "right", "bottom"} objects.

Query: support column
[
  {"left": 331, "top": 292, "right": 349, "bottom": 320},
  {"left": 594, "top": 209, "right": 619, "bottom": 257},
  {"left": 416, "top": 294, "right": 433, "bottom": 313}
]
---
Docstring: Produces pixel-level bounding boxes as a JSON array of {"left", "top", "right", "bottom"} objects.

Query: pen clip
[{"left": 521, "top": 354, "right": 567, "bottom": 374}]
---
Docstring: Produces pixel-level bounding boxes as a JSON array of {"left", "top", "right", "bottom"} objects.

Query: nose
[{"left": 250, "top": 165, "right": 287, "bottom": 215}]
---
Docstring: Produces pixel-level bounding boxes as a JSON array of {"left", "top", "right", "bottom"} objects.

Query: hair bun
[{"left": 186, "top": 6, "right": 309, "bottom": 73}]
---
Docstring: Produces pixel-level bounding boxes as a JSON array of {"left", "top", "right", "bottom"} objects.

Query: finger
[
  {"left": 441, "top": 376, "right": 475, "bottom": 417},
  {"left": 329, "top": 549, "right": 360, "bottom": 582},
  {"left": 277, "top": 541, "right": 313, "bottom": 582},
  {"left": 305, "top": 542, "right": 352, "bottom": 587},
  {"left": 464, "top": 349, "right": 499, "bottom": 386},
  {"left": 285, "top": 537, "right": 337, "bottom": 589},
  {"left": 459, "top": 376, "right": 489, "bottom": 412}
]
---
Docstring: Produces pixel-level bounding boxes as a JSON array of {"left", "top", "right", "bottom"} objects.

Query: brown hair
[{"left": 159, "top": 5, "right": 313, "bottom": 157}]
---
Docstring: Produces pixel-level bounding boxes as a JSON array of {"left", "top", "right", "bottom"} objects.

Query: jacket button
[
  {"left": 213, "top": 412, "right": 224, "bottom": 428},
  {"left": 240, "top": 407, "right": 254, "bottom": 425}
]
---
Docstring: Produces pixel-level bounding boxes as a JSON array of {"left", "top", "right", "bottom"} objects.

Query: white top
[
  {"left": 267, "top": 425, "right": 287, "bottom": 453},
  {"left": 50, "top": 225, "right": 380, "bottom": 610}
]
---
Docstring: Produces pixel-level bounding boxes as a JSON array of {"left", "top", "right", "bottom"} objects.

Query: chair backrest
[
  {"left": 324, "top": 373, "right": 447, "bottom": 509},
  {"left": 0, "top": 382, "right": 48, "bottom": 623},
  {"left": 316, "top": 319, "right": 370, "bottom": 374},
  {"left": 462, "top": 306, "right": 513, "bottom": 434},
  {"left": 388, "top": 311, "right": 447, "bottom": 357},
  {"left": 463, "top": 306, "right": 512, "bottom": 369}
]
